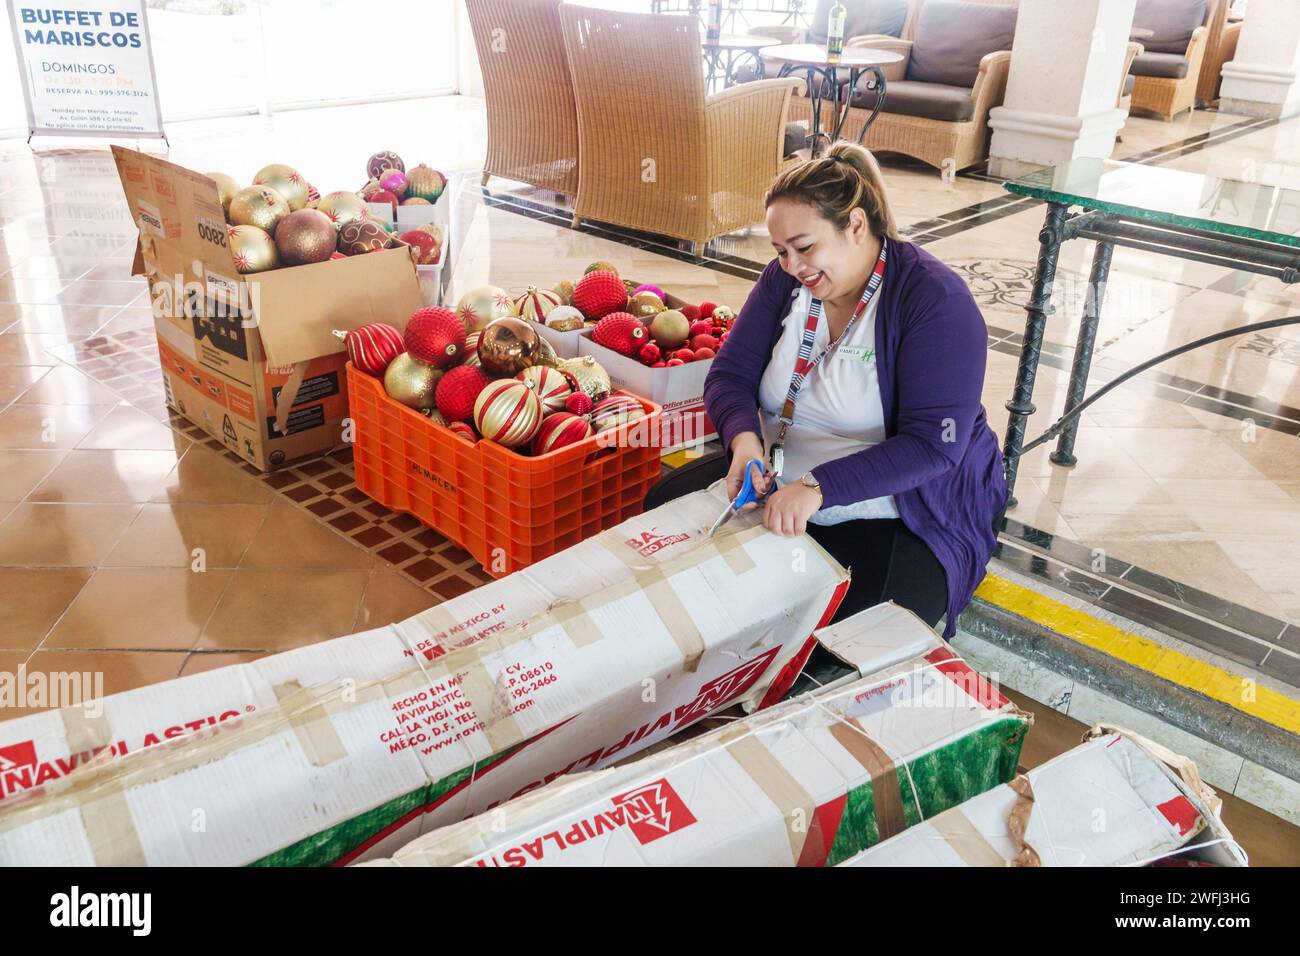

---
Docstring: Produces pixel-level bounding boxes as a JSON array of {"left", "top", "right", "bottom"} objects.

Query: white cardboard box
[
  {"left": 360, "top": 605, "right": 1031, "bottom": 867},
  {"left": 0, "top": 490, "right": 847, "bottom": 866},
  {"left": 839, "top": 727, "right": 1247, "bottom": 867}
]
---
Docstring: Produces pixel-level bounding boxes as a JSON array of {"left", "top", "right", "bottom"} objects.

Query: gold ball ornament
[
  {"left": 228, "top": 185, "right": 290, "bottom": 233},
  {"left": 421, "top": 407, "right": 449, "bottom": 426},
  {"left": 585, "top": 261, "right": 618, "bottom": 276},
  {"left": 317, "top": 191, "right": 368, "bottom": 231},
  {"left": 405, "top": 163, "right": 448, "bottom": 203},
  {"left": 253, "top": 163, "right": 309, "bottom": 211},
  {"left": 626, "top": 290, "right": 665, "bottom": 320},
  {"left": 477, "top": 317, "right": 543, "bottom": 377},
  {"left": 554, "top": 279, "right": 575, "bottom": 305},
  {"left": 455, "top": 285, "right": 517, "bottom": 333},
  {"left": 402, "top": 197, "right": 432, "bottom": 206},
  {"left": 206, "top": 172, "right": 239, "bottom": 218},
  {"left": 649, "top": 308, "right": 690, "bottom": 349},
  {"left": 383, "top": 352, "right": 442, "bottom": 410},
  {"left": 555, "top": 355, "right": 611, "bottom": 402},
  {"left": 227, "top": 224, "right": 279, "bottom": 274},
  {"left": 274, "top": 209, "right": 337, "bottom": 265},
  {"left": 545, "top": 305, "right": 585, "bottom": 332}
]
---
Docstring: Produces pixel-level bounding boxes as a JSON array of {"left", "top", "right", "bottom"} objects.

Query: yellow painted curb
[{"left": 975, "top": 574, "right": 1300, "bottom": 736}]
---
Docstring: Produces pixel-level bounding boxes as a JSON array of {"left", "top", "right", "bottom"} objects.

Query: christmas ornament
[
  {"left": 207, "top": 172, "right": 239, "bottom": 217},
  {"left": 464, "top": 330, "right": 482, "bottom": 366},
  {"left": 446, "top": 420, "right": 477, "bottom": 442},
  {"left": 228, "top": 185, "right": 290, "bottom": 233},
  {"left": 306, "top": 183, "right": 320, "bottom": 205},
  {"left": 367, "top": 189, "right": 400, "bottom": 210},
  {"left": 690, "top": 333, "right": 719, "bottom": 352},
  {"left": 532, "top": 412, "right": 592, "bottom": 455},
  {"left": 545, "top": 305, "right": 585, "bottom": 332},
  {"left": 384, "top": 352, "right": 442, "bottom": 410},
  {"left": 682, "top": 304, "right": 701, "bottom": 322},
  {"left": 713, "top": 305, "right": 736, "bottom": 323},
  {"left": 402, "top": 197, "right": 431, "bottom": 206},
  {"left": 689, "top": 320, "right": 713, "bottom": 338},
  {"left": 360, "top": 180, "right": 383, "bottom": 199},
  {"left": 593, "top": 312, "right": 648, "bottom": 357},
  {"left": 517, "top": 364, "right": 572, "bottom": 414},
  {"left": 422, "top": 408, "right": 449, "bottom": 426},
  {"left": 436, "top": 365, "right": 491, "bottom": 422},
  {"left": 227, "top": 225, "right": 279, "bottom": 274},
  {"left": 631, "top": 283, "right": 664, "bottom": 300},
  {"left": 478, "top": 317, "right": 543, "bottom": 377},
  {"left": 473, "top": 379, "right": 543, "bottom": 448},
  {"left": 317, "top": 191, "right": 368, "bottom": 230},
  {"left": 334, "top": 323, "right": 403, "bottom": 377},
  {"left": 406, "top": 164, "right": 448, "bottom": 203},
  {"left": 666, "top": 358, "right": 685, "bottom": 367},
  {"left": 456, "top": 285, "right": 517, "bottom": 333},
  {"left": 338, "top": 219, "right": 392, "bottom": 256},
  {"left": 694, "top": 348, "right": 716, "bottom": 360},
  {"left": 275, "top": 209, "right": 337, "bottom": 266},
  {"left": 253, "top": 164, "right": 309, "bottom": 211},
  {"left": 367, "top": 150, "right": 406, "bottom": 180},
  {"left": 626, "top": 290, "right": 665, "bottom": 320},
  {"left": 380, "top": 170, "right": 408, "bottom": 200},
  {"left": 513, "top": 286, "right": 564, "bottom": 324},
  {"left": 584, "top": 260, "right": 618, "bottom": 276},
  {"left": 404, "top": 306, "right": 466, "bottom": 369},
  {"left": 565, "top": 392, "right": 593, "bottom": 417},
  {"left": 554, "top": 279, "right": 575, "bottom": 305},
  {"left": 591, "top": 394, "right": 647, "bottom": 433},
  {"left": 638, "top": 342, "right": 662, "bottom": 365},
  {"left": 398, "top": 229, "right": 441, "bottom": 265},
  {"left": 556, "top": 355, "right": 611, "bottom": 402},
  {"left": 572, "top": 270, "right": 627, "bottom": 321},
  {"left": 698, "top": 301, "right": 717, "bottom": 319},
  {"left": 649, "top": 309, "right": 690, "bottom": 349},
  {"left": 537, "top": 337, "right": 560, "bottom": 368},
  {"left": 672, "top": 348, "right": 696, "bottom": 363}
]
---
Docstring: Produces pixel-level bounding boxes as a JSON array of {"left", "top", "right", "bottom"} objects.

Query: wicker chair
[
  {"left": 466, "top": 0, "right": 579, "bottom": 196},
  {"left": 1129, "top": 0, "right": 1221, "bottom": 120},
  {"left": 790, "top": 0, "right": 1019, "bottom": 174},
  {"left": 560, "top": 5, "right": 803, "bottom": 252}
]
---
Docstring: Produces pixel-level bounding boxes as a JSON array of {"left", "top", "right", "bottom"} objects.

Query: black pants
[{"left": 645, "top": 451, "right": 948, "bottom": 629}]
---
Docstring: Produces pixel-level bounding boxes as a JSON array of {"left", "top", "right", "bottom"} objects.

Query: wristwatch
[{"left": 800, "top": 471, "right": 823, "bottom": 507}]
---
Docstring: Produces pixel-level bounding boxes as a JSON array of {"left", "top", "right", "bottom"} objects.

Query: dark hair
[{"left": 764, "top": 141, "right": 898, "bottom": 239}]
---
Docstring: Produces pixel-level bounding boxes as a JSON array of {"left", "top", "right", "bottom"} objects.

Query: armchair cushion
[
  {"left": 808, "top": 0, "right": 909, "bottom": 44},
  {"left": 1134, "top": 0, "right": 1207, "bottom": 55},
  {"left": 906, "top": 1, "right": 1018, "bottom": 88},
  {"left": 1131, "top": 50, "right": 1190, "bottom": 78},
  {"left": 850, "top": 79, "right": 975, "bottom": 122},
  {"left": 1123, "top": 73, "right": 1136, "bottom": 95}
]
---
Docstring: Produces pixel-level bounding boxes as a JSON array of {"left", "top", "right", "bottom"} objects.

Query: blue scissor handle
[{"left": 732, "top": 458, "right": 766, "bottom": 510}]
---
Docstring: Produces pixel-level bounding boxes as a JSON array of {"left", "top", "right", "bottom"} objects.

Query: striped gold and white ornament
[
  {"left": 473, "top": 379, "right": 544, "bottom": 447},
  {"left": 531, "top": 411, "right": 593, "bottom": 455},
  {"left": 516, "top": 365, "right": 572, "bottom": 414},
  {"left": 590, "top": 393, "right": 646, "bottom": 433},
  {"left": 513, "top": 286, "right": 564, "bottom": 324}
]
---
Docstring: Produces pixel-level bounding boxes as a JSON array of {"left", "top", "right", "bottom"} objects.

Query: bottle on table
[
  {"left": 826, "top": 1, "right": 847, "bottom": 63},
  {"left": 706, "top": 0, "right": 722, "bottom": 43}
]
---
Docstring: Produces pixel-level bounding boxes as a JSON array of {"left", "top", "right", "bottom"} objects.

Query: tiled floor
[{"left": 1, "top": 97, "right": 1297, "bottom": 741}]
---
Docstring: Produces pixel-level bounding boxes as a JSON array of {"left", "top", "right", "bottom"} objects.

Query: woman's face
[{"left": 767, "top": 199, "right": 873, "bottom": 301}]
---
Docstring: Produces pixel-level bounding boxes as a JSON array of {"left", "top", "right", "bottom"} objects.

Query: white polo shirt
[{"left": 757, "top": 284, "right": 898, "bottom": 525}]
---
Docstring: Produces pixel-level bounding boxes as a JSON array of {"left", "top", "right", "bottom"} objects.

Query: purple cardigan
[{"left": 703, "top": 239, "right": 1007, "bottom": 637}]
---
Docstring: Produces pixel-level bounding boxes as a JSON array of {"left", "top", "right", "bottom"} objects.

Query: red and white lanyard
[{"left": 768, "top": 240, "right": 888, "bottom": 477}]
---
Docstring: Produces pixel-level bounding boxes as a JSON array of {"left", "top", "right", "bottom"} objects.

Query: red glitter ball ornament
[
  {"left": 698, "top": 301, "right": 717, "bottom": 319},
  {"left": 572, "top": 270, "right": 628, "bottom": 321},
  {"left": 404, "top": 307, "right": 467, "bottom": 369},
  {"left": 682, "top": 304, "right": 701, "bottom": 322},
  {"left": 672, "top": 348, "right": 696, "bottom": 363},
  {"left": 592, "top": 312, "right": 648, "bottom": 357},
  {"left": 435, "top": 365, "right": 491, "bottom": 422},
  {"left": 565, "top": 392, "right": 593, "bottom": 417},
  {"left": 638, "top": 342, "right": 662, "bottom": 366}
]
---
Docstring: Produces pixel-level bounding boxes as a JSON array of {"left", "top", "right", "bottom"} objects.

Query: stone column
[{"left": 1219, "top": 0, "right": 1300, "bottom": 119}]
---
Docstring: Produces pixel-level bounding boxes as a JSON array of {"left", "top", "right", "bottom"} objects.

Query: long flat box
[
  {"left": 114, "top": 147, "right": 422, "bottom": 470},
  {"left": 839, "top": 727, "right": 1247, "bottom": 867},
  {"left": 361, "top": 604, "right": 1030, "bottom": 867},
  {"left": 0, "top": 491, "right": 847, "bottom": 866}
]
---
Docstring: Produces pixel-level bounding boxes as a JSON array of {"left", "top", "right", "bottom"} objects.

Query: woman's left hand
[{"left": 762, "top": 482, "right": 822, "bottom": 537}]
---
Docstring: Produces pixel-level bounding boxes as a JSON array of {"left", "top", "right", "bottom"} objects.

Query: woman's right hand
[{"left": 726, "top": 432, "right": 771, "bottom": 507}]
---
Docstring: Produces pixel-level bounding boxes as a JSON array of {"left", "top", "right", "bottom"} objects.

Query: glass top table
[{"left": 996, "top": 158, "right": 1300, "bottom": 508}]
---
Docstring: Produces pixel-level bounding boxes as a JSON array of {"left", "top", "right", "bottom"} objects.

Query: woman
[{"left": 648, "top": 141, "right": 1006, "bottom": 638}]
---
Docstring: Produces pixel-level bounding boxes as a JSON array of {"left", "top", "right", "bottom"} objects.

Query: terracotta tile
[
  {"left": 105, "top": 502, "right": 269, "bottom": 568},
  {"left": 352, "top": 525, "right": 394, "bottom": 549},
  {"left": 284, "top": 483, "right": 321, "bottom": 503},
  {"left": 430, "top": 573, "right": 477, "bottom": 601},
  {"left": 387, "top": 514, "right": 422, "bottom": 534},
  {"left": 319, "top": 471, "right": 352, "bottom": 490},
  {"left": 240, "top": 499, "right": 372, "bottom": 570},
  {"left": 30, "top": 449, "right": 183, "bottom": 503},
  {"left": 178, "top": 650, "right": 267, "bottom": 677},
  {"left": 329, "top": 511, "right": 367, "bottom": 533},
  {"left": 0, "top": 449, "right": 67, "bottom": 500},
  {"left": 403, "top": 557, "right": 448, "bottom": 584},
  {"left": 150, "top": 446, "right": 275, "bottom": 505},
  {"left": 45, "top": 567, "right": 233, "bottom": 651},
  {"left": 15, "top": 364, "right": 122, "bottom": 404},
  {"left": 199, "top": 569, "right": 369, "bottom": 651},
  {"left": 74, "top": 404, "right": 187, "bottom": 454},
  {"left": 354, "top": 572, "right": 437, "bottom": 630},
  {"left": 3, "top": 649, "right": 186, "bottom": 719},
  {"left": 306, "top": 497, "right": 345, "bottom": 518},
  {"left": 378, "top": 541, "right": 419, "bottom": 566},
  {"left": 0, "top": 402, "right": 117, "bottom": 449},
  {"left": 0, "top": 568, "right": 92, "bottom": 650},
  {"left": 0, "top": 502, "right": 140, "bottom": 566}
]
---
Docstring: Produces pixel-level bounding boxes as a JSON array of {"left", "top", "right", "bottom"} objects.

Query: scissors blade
[{"left": 708, "top": 501, "right": 736, "bottom": 538}]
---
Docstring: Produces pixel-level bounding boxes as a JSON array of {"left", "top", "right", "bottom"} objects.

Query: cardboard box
[
  {"left": 840, "top": 727, "right": 1247, "bottom": 867},
  {"left": 360, "top": 604, "right": 1030, "bottom": 867},
  {"left": 113, "top": 147, "right": 423, "bottom": 470},
  {"left": 367, "top": 191, "right": 451, "bottom": 307},
  {"left": 0, "top": 491, "right": 848, "bottom": 866}
]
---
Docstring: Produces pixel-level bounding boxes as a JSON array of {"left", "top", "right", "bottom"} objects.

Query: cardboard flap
[
  {"left": 815, "top": 603, "right": 943, "bottom": 676},
  {"left": 252, "top": 245, "right": 422, "bottom": 367}
]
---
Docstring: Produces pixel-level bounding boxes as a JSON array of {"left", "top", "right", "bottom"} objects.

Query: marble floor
[{"left": 0, "top": 94, "right": 1298, "bottom": 719}]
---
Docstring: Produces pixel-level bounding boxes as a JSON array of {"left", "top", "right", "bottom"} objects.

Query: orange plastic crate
[{"left": 347, "top": 362, "right": 664, "bottom": 576}]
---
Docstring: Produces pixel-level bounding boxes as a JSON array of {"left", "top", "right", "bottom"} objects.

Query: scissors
[{"left": 708, "top": 458, "right": 767, "bottom": 537}]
